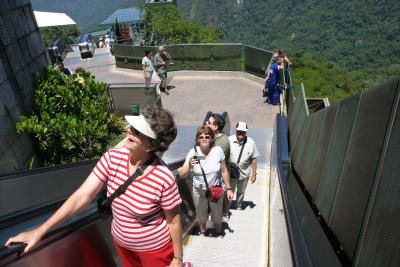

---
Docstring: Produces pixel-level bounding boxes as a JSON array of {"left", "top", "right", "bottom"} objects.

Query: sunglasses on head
[{"left": 198, "top": 135, "right": 211, "bottom": 140}]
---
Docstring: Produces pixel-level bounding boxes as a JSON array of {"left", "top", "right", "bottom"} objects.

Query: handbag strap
[
  {"left": 104, "top": 154, "right": 156, "bottom": 206},
  {"left": 236, "top": 137, "right": 247, "bottom": 164},
  {"left": 194, "top": 146, "right": 210, "bottom": 191}
]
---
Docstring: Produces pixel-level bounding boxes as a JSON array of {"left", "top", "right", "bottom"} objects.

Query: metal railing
[
  {"left": 107, "top": 83, "right": 161, "bottom": 116},
  {"left": 113, "top": 43, "right": 274, "bottom": 78}
]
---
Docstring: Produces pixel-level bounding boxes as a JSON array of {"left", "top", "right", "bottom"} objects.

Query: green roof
[{"left": 89, "top": 29, "right": 109, "bottom": 37}]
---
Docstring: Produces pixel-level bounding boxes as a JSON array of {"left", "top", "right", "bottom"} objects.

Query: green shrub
[{"left": 17, "top": 66, "right": 125, "bottom": 166}]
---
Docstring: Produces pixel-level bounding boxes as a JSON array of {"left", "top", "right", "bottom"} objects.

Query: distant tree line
[
  {"left": 40, "top": 25, "right": 80, "bottom": 47},
  {"left": 141, "top": 4, "right": 223, "bottom": 46}
]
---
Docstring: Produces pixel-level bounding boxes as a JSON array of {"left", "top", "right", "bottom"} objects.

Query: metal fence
[
  {"left": 108, "top": 83, "right": 161, "bottom": 116},
  {"left": 113, "top": 43, "right": 273, "bottom": 77},
  {"left": 287, "top": 75, "right": 400, "bottom": 266}
]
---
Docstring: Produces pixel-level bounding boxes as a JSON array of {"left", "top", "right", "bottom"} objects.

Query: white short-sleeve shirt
[
  {"left": 229, "top": 135, "right": 260, "bottom": 180},
  {"left": 184, "top": 146, "right": 225, "bottom": 188},
  {"left": 142, "top": 56, "right": 154, "bottom": 72}
]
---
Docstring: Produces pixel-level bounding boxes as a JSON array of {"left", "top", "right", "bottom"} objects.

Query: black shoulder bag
[
  {"left": 193, "top": 146, "right": 223, "bottom": 202},
  {"left": 97, "top": 155, "right": 156, "bottom": 216},
  {"left": 229, "top": 137, "right": 247, "bottom": 179}
]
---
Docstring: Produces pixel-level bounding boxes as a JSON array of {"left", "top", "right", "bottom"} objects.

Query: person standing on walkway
[
  {"left": 154, "top": 46, "right": 171, "bottom": 95},
  {"left": 142, "top": 50, "right": 155, "bottom": 87},
  {"left": 264, "top": 56, "right": 282, "bottom": 105},
  {"left": 229, "top": 122, "right": 260, "bottom": 210},
  {"left": 278, "top": 48, "right": 292, "bottom": 66},
  {"left": 205, "top": 113, "right": 231, "bottom": 222},
  {"left": 178, "top": 126, "right": 233, "bottom": 236}
]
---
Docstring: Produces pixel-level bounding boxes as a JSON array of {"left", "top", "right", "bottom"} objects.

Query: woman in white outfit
[
  {"left": 142, "top": 50, "right": 155, "bottom": 87},
  {"left": 179, "top": 126, "right": 233, "bottom": 236}
]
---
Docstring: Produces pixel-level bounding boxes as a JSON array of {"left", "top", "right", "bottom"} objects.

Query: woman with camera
[
  {"left": 178, "top": 126, "right": 233, "bottom": 237},
  {"left": 5, "top": 106, "right": 184, "bottom": 267}
]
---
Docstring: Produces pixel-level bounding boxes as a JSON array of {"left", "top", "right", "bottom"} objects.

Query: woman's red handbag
[{"left": 209, "top": 186, "right": 224, "bottom": 202}]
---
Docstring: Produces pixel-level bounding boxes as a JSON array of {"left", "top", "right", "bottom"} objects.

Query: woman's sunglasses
[{"left": 198, "top": 135, "right": 211, "bottom": 140}]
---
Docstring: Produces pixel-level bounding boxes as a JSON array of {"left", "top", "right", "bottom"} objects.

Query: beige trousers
[
  {"left": 192, "top": 186, "right": 223, "bottom": 224},
  {"left": 230, "top": 178, "right": 249, "bottom": 208}
]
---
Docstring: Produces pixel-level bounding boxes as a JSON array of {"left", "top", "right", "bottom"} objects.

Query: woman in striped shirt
[{"left": 6, "top": 107, "right": 183, "bottom": 267}]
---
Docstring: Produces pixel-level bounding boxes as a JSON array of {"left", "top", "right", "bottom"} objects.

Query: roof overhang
[
  {"left": 100, "top": 7, "right": 143, "bottom": 25},
  {"left": 34, "top": 11, "right": 76, "bottom": 28}
]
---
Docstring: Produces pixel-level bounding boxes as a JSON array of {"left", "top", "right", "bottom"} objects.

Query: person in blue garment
[{"left": 264, "top": 56, "right": 282, "bottom": 105}]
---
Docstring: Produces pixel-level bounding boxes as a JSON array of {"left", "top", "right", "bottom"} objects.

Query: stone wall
[{"left": 0, "top": 0, "right": 49, "bottom": 174}]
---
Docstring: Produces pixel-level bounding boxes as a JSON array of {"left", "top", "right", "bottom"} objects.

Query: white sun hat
[
  {"left": 125, "top": 115, "right": 157, "bottom": 139},
  {"left": 235, "top": 121, "right": 248, "bottom": 132}
]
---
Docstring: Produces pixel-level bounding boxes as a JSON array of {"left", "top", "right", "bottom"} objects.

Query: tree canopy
[
  {"left": 40, "top": 25, "right": 80, "bottom": 46},
  {"left": 142, "top": 4, "right": 223, "bottom": 45}
]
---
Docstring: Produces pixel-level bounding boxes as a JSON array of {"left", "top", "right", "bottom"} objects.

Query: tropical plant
[{"left": 16, "top": 67, "right": 125, "bottom": 165}]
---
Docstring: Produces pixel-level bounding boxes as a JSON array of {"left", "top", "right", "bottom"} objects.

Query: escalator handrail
[{"left": 0, "top": 159, "right": 98, "bottom": 180}]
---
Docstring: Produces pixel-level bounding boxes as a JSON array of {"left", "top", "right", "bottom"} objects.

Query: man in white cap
[
  {"left": 228, "top": 122, "right": 260, "bottom": 210},
  {"left": 154, "top": 45, "right": 171, "bottom": 95}
]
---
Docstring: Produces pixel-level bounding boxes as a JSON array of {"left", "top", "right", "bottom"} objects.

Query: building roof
[
  {"left": 146, "top": 0, "right": 176, "bottom": 4},
  {"left": 34, "top": 11, "right": 76, "bottom": 27},
  {"left": 100, "top": 7, "right": 143, "bottom": 25},
  {"left": 89, "top": 29, "right": 109, "bottom": 37}
]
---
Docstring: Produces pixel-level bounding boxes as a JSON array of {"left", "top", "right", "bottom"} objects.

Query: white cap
[
  {"left": 125, "top": 115, "right": 157, "bottom": 139},
  {"left": 235, "top": 121, "right": 248, "bottom": 132},
  {"left": 158, "top": 45, "right": 165, "bottom": 51}
]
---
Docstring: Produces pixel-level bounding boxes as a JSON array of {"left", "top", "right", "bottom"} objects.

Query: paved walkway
[{"left": 64, "top": 48, "right": 279, "bottom": 129}]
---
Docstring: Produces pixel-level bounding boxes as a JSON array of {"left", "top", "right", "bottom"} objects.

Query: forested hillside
[{"left": 178, "top": 0, "right": 400, "bottom": 70}]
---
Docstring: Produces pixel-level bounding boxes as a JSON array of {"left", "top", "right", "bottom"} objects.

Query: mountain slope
[{"left": 177, "top": 0, "right": 400, "bottom": 70}]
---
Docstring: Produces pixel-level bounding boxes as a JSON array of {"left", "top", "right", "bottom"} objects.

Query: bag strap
[
  {"left": 236, "top": 137, "right": 247, "bottom": 164},
  {"left": 194, "top": 146, "right": 210, "bottom": 191},
  {"left": 103, "top": 154, "right": 156, "bottom": 206}
]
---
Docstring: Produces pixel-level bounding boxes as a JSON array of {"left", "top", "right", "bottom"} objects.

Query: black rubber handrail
[{"left": 0, "top": 159, "right": 98, "bottom": 181}]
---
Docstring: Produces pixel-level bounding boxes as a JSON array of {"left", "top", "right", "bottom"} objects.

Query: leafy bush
[
  {"left": 16, "top": 67, "right": 125, "bottom": 166},
  {"left": 142, "top": 4, "right": 224, "bottom": 45}
]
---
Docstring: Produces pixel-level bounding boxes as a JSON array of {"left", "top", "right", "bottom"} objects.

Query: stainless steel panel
[
  {"left": 6, "top": 215, "right": 118, "bottom": 267},
  {"left": 289, "top": 86, "right": 309, "bottom": 158},
  {"left": 182, "top": 45, "right": 212, "bottom": 70},
  {"left": 286, "top": 172, "right": 341, "bottom": 267},
  {"left": 302, "top": 106, "right": 338, "bottom": 200},
  {"left": 212, "top": 44, "right": 241, "bottom": 71},
  {"left": 108, "top": 84, "right": 159, "bottom": 116},
  {"left": 354, "top": 80, "right": 400, "bottom": 267},
  {"left": 315, "top": 94, "right": 360, "bottom": 221},
  {"left": 0, "top": 161, "right": 96, "bottom": 218},
  {"left": 329, "top": 84, "right": 397, "bottom": 260},
  {"left": 244, "top": 45, "right": 273, "bottom": 77}
]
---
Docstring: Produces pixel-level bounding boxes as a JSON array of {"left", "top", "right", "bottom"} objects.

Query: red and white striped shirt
[{"left": 93, "top": 148, "right": 182, "bottom": 252}]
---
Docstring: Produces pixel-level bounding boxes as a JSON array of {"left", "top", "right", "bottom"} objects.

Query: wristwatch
[
  {"left": 173, "top": 255, "right": 183, "bottom": 261},
  {"left": 226, "top": 188, "right": 233, "bottom": 191}
]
